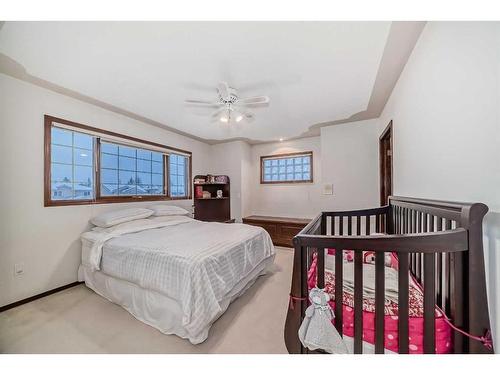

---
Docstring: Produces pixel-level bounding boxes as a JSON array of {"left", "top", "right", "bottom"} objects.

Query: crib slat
[
  {"left": 409, "top": 209, "right": 412, "bottom": 233},
  {"left": 335, "top": 249, "right": 343, "bottom": 336},
  {"left": 356, "top": 216, "right": 361, "bottom": 236},
  {"left": 424, "top": 253, "right": 436, "bottom": 354},
  {"left": 354, "top": 250, "right": 363, "bottom": 354},
  {"left": 398, "top": 253, "right": 409, "bottom": 354},
  {"left": 452, "top": 250, "right": 464, "bottom": 353},
  {"left": 375, "top": 215, "right": 380, "bottom": 233},
  {"left": 300, "top": 246, "right": 308, "bottom": 324},
  {"left": 412, "top": 210, "right": 416, "bottom": 233},
  {"left": 317, "top": 248, "right": 325, "bottom": 289},
  {"left": 403, "top": 208, "right": 407, "bottom": 233},
  {"left": 444, "top": 220, "right": 452, "bottom": 317},
  {"left": 330, "top": 215, "right": 335, "bottom": 236},
  {"left": 400, "top": 208, "right": 404, "bottom": 233},
  {"left": 400, "top": 206, "right": 404, "bottom": 233},
  {"left": 408, "top": 209, "right": 412, "bottom": 233},
  {"left": 436, "top": 217, "right": 443, "bottom": 231},
  {"left": 348, "top": 216, "right": 352, "bottom": 236},
  {"left": 416, "top": 251, "right": 421, "bottom": 282},
  {"left": 365, "top": 215, "right": 370, "bottom": 235},
  {"left": 375, "top": 251, "right": 385, "bottom": 353},
  {"left": 436, "top": 252, "right": 443, "bottom": 308},
  {"left": 394, "top": 207, "right": 398, "bottom": 234},
  {"left": 398, "top": 206, "right": 402, "bottom": 234},
  {"left": 444, "top": 253, "right": 451, "bottom": 315},
  {"left": 339, "top": 216, "right": 344, "bottom": 236}
]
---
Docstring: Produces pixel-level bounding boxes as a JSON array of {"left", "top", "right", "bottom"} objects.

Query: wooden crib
[{"left": 284, "top": 196, "right": 493, "bottom": 354}]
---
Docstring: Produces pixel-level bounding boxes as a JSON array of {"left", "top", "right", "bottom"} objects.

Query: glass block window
[
  {"left": 50, "top": 126, "right": 94, "bottom": 201},
  {"left": 261, "top": 152, "right": 313, "bottom": 183},
  {"left": 100, "top": 141, "right": 165, "bottom": 197},
  {"left": 169, "top": 154, "right": 189, "bottom": 197}
]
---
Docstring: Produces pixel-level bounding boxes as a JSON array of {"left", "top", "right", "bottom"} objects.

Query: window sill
[{"left": 44, "top": 195, "right": 192, "bottom": 207}]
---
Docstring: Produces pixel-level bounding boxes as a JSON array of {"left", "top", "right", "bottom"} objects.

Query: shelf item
[
  {"left": 193, "top": 174, "right": 230, "bottom": 222},
  {"left": 194, "top": 182, "right": 228, "bottom": 186},
  {"left": 195, "top": 197, "right": 229, "bottom": 200},
  {"left": 194, "top": 185, "right": 203, "bottom": 199}
]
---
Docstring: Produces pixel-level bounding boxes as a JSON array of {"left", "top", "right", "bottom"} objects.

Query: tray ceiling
[{"left": 0, "top": 22, "right": 419, "bottom": 143}]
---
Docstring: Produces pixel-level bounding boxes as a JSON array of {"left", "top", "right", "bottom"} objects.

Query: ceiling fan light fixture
[{"left": 187, "top": 81, "right": 267, "bottom": 124}]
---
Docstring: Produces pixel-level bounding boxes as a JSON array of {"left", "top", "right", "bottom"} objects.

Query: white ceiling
[{"left": 0, "top": 22, "right": 395, "bottom": 143}]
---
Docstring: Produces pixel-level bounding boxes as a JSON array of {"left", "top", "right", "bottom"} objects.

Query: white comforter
[{"left": 81, "top": 216, "right": 275, "bottom": 343}]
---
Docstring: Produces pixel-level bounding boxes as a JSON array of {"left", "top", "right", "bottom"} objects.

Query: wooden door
[{"left": 379, "top": 121, "right": 393, "bottom": 206}]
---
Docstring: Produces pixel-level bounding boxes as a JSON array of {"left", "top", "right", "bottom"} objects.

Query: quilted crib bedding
[{"left": 308, "top": 252, "right": 452, "bottom": 354}]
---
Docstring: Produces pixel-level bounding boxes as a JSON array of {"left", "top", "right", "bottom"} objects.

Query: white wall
[
  {"left": 321, "top": 119, "right": 380, "bottom": 211},
  {"left": 210, "top": 140, "right": 251, "bottom": 222},
  {"left": 0, "top": 73, "right": 212, "bottom": 306},
  {"left": 377, "top": 22, "right": 500, "bottom": 345},
  {"left": 249, "top": 124, "right": 380, "bottom": 219},
  {"left": 250, "top": 137, "right": 326, "bottom": 219}
]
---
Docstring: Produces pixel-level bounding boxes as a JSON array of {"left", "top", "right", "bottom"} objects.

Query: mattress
[
  {"left": 78, "top": 255, "right": 274, "bottom": 344},
  {"left": 80, "top": 216, "right": 275, "bottom": 344},
  {"left": 308, "top": 253, "right": 452, "bottom": 354}
]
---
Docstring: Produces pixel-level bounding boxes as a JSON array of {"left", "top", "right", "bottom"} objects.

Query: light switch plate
[
  {"left": 323, "top": 183, "right": 333, "bottom": 195},
  {"left": 14, "top": 262, "right": 24, "bottom": 276}
]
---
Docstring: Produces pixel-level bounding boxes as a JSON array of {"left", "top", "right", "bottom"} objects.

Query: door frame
[{"left": 379, "top": 120, "right": 393, "bottom": 206}]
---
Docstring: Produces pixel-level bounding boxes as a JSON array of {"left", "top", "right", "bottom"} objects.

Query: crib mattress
[{"left": 308, "top": 257, "right": 452, "bottom": 354}]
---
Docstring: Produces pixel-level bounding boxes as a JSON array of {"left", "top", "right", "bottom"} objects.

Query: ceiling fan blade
[
  {"left": 185, "top": 99, "right": 222, "bottom": 107},
  {"left": 217, "top": 81, "right": 230, "bottom": 100},
  {"left": 238, "top": 96, "right": 270, "bottom": 105}
]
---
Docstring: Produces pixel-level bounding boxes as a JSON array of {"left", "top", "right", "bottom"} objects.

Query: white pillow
[
  {"left": 149, "top": 204, "right": 189, "bottom": 217},
  {"left": 91, "top": 218, "right": 155, "bottom": 232},
  {"left": 90, "top": 208, "right": 154, "bottom": 228}
]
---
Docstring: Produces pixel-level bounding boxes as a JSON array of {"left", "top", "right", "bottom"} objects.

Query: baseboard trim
[{"left": 0, "top": 281, "right": 84, "bottom": 313}]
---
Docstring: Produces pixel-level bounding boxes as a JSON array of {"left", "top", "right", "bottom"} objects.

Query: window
[
  {"left": 169, "top": 154, "right": 189, "bottom": 198},
  {"left": 50, "top": 126, "right": 94, "bottom": 201},
  {"left": 44, "top": 115, "right": 192, "bottom": 206},
  {"left": 100, "top": 141, "right": 165, "bottom": 197},
  {"left": 260, "top": 151, "right": 313, "bottom": 184}
]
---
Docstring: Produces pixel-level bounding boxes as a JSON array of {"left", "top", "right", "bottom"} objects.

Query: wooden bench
[{"left": 242, "top": 215, "right": 311, "bottom": 247}]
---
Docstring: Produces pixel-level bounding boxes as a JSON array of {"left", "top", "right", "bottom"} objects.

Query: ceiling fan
[{"left": 185, "top": 82, "right": 270, "bottom": 123}]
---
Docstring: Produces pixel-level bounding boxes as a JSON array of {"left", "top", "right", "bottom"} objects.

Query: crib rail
[{"left": 284, "top": 196, "right": 492, "bottom": 355}]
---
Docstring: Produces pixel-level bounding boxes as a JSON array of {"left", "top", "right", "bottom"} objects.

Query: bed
[
  {"left": 285, "top": 196, "right": 494, "bottom": 354},
  {"left": 78, "top": 215, "right": 275, "bottom": 344}
]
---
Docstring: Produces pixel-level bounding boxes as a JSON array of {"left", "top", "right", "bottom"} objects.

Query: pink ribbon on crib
[
  {"left": 391, "top": 254, "right": 494, "bottom": 351},
  {"left": 443, "top": 322, "right": 493, "bottom": 351},
  {"left": 289, "top": 294, "right": 308, "bottom": 310}
]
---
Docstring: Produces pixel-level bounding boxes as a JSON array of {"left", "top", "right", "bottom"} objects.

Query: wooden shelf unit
[{"left": 193, "top": 175, "right": 230, "bottom": 222}]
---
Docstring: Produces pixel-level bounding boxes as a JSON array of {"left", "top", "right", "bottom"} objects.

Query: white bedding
[{"left": 80, "top": 216, "right": 275, "bottom": 344}]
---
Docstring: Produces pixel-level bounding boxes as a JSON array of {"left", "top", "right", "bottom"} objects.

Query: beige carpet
[{"left": 0, "top": 247, "right": 293, "bottom": 354}]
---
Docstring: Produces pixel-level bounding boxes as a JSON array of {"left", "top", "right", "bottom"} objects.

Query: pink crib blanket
[{"left": 307, "top": 253, "right": 452, "bottom": 354}]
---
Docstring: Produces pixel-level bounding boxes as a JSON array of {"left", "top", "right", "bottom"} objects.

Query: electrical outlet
[{"left": 14, "top": 262, "right": 24, "bottom": 276}]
